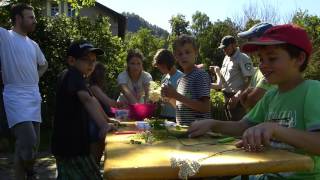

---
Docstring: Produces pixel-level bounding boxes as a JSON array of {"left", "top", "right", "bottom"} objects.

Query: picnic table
[{"left": 104, "top": 122, "right": 314, "bottom": 180}]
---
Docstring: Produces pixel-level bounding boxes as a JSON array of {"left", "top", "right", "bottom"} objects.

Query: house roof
[{"left": 95, "top": 1, "right": 126, "bottom": 21}]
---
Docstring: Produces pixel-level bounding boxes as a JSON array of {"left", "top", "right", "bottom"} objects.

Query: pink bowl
[
  {"left": 111, "top": 103, "right": 157, "bottom": 121},
  {"left": 129, "top": 103, "right": 157, "bottom": 120}
]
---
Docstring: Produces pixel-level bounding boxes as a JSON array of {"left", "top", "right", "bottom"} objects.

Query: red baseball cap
[{"left": 241, "top": 24, "right": 312, "bottom": 57}]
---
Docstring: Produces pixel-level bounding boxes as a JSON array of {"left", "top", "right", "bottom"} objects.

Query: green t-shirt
[
  {"left": 250, "top": 67, "right": 274, "bottom": 91},
  {"left": 245, "top": 80, "right": 320, "bottom": 179}
]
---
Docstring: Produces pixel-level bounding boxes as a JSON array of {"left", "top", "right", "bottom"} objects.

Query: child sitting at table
[
  {"left": 51, "top": 40, "right": 114, "bottom": 179},
  {"left": 153, "top": 49, "right": 183, "bottom": 121},
  {"left": 88, "top": 62, "right": 123, "bottom": 164},
  {"left": 188, "top": 24, "right": 320, "bottom": 179},
  {"left": 161, "top": 35, "right": 211, "bottom": 126}
]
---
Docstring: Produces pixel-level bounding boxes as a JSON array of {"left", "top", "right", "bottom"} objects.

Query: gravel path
[{"left": 0, "top": 151, "right": 57, "bottom": 180}]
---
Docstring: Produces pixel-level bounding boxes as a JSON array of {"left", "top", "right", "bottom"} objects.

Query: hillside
[{"left": 123, "top": 12, "right": 169, "bottom": 38}]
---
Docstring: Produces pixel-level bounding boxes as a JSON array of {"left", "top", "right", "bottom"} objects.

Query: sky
[{"left": 98, "top": 0, "right": 320, "bottom": 32}]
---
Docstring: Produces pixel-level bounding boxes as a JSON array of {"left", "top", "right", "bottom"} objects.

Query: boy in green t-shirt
[{"left": 188, "top": 24, "right": 320, "bottom": 179}]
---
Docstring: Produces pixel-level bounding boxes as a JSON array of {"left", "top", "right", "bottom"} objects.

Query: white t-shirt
[
  {"left": 0, "top": 28, "right": 47, "bottom": 127},
  {"left": 0, "top": 28, "right": 46, "bottom": 85},
  {"left": 117, "top": 70, "right": 152, "bottom": 103}
]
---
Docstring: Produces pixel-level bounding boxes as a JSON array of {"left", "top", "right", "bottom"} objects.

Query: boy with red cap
[{"left": 188, "top": 24, "right": 320, "bottom": 179}]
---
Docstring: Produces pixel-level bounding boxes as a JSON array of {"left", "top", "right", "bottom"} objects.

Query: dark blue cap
[
  {"left": 218, "top": 35, "right": 236, "bottom": 49},
  {"left": 238, "top": 22, "right": 273, "bottom": 39},
  {"left": 67, "top": 40, "right": 104, "bottom": 58}
]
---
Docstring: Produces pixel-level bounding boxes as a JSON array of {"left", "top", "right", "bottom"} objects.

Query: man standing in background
[
  {"left": 210, "top": 35, "right": 253, "bottom": 121},
  {"left": 0, "top": 3, "right": 48, "bottom": 179}
]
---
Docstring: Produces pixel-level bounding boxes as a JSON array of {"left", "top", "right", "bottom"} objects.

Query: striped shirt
[{"left": 176, "top": 68, "right": 211, "bottom": 125}]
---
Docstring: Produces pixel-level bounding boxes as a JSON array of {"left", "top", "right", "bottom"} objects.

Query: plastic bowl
[{"left": 129, "top": 103, "right": 157, "bottom": 120}]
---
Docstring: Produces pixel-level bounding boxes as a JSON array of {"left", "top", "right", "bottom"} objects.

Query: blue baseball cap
[
  {"left": 238, "top": 22, "right": 273, "bottom": 39},
  {"left": 67, "top": 40, "right": 104, "bottom": 59}
]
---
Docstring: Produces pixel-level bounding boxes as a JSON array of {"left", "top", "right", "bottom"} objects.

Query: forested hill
[{"left": 123, "top": 12, "right": 169, "bottom": 37}]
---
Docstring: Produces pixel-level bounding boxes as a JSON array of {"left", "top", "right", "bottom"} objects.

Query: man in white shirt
[{"left": 0, "top": 3, "right": 48, "bottom": 179}]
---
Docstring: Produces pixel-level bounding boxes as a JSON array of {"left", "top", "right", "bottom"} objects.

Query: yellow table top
[{"left": 104, "top": 124, "right": 314, "bottom": 180}]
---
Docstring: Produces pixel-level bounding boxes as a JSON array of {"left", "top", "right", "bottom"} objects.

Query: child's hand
[
  {"left": 188, "top": 119, "right": 215, "bottom": 138},
  {"left": 108, "top": 118, "right": 120, "bottom": 127},
  {"left": 209, "top": 66, "right": 220, "bottom": 74},
  {"left": 161, "top": 85, "right": 178, "bottom": 99},
  {"left": 239, "top": 122, "right": 278, "bottom": 152}
]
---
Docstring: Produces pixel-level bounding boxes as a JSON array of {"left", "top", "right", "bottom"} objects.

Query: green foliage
[
  {"left": 244, "top": 19, "right": 261, "bottom": 31},
  {"left": 147, "top": 118, "right": 166, "bottom": 130},
  {"left": 191, "top": 11, "right": 211, "bottom": 36},
  {"left": 195, "top": 18, "right": 239, "bottom": 67},
  {"left": 210, "top": 89, "right": 226, "bottom": 120},
  {"left": 169, "top": 14, "right": 190, "bottom": 36},
  {"left": 0, "top": 0, "right": 95, "bottom": 18},
  {"left": 35, "top": 16, "right": 125, "bottom": 124},
  {"left": 123, "top": 12, "right": 169, "bottom": 38},
  {"left": 210, "top": 89, "right": 225, "bottom": 106},
  {"left": 65, "top": 0, "right": 95, "bottom": 11},
  {"left": 292, "top": 10, "right": 320, "bottom": 80},
  {"left": 0, "top": 12, "right": 125, "bottom": 125},
  {"left": 124, "top": 28, "right": 165, "bottom": 80}
]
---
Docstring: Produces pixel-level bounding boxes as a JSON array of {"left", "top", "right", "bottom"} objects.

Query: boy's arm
[
  {"left": 77, "top": 90, "right": 111, "bottom": 135},
  {"left": 188, "top": 119, "right": 252, "bottom": 137},
  {"left": 90, "top": 85, "right": 118, "bottom": 107},
  {"left": 240, "top": 122, "right": 320, "bottom": 155},
  {"left": 273, "top": 126, "right": 320, "bottom": 155},
  {"left": 228, "top": 77, "right": 251, "bottom": 109},
  {"left": 240, "top": 87, "right": 266, "bottom": 110}
]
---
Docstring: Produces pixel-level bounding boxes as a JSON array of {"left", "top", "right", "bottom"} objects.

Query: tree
[
  {"left": 123, "top": 12, "right": 169, "bottom": 38},
  {"left": 0, "top": 0, "right": 96, "bottom": 27},
  {"left": 169, "top": 14, "right": 190, "bottom": 36},
  {"left": 29, "top": 16, "right": 125, "bottom": 125},
  {"left": 292, "top": 10, "right": 320, "bottom": 80},
  {"left": 0, "top": 0, "right": 95, "bottom": 8},
  {"left": 0, "top": 1, "right": 126, "bottom": 125},
  {"left": 191, "top": 11, "right": 211, "bottom": 36},
  {"left": 196, "top": 18, "right": 239, "bottom": 68}
]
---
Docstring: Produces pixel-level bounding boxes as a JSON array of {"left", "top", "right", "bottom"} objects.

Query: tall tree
[
  {"left": 196, "top": 18, "right": 239, "bottom": 68},
  {"left": 292, "top": 10, "right": 320, "bottom": 80},
  {"left": 191, "top": 11, "right": 211, "bottom": 36},
  {"left": 169, "top": 14, "right": 190, "bottom": 36}
]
